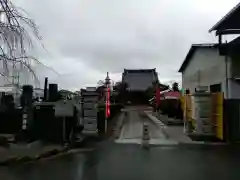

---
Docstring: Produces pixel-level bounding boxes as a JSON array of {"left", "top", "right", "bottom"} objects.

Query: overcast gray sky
[{"left": 14, "top": 0, "right": 239, "bottom": 91}]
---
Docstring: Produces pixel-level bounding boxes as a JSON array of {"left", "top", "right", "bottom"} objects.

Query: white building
[{"left": 178, "top": 43, "right": 240, "bottom": 99}]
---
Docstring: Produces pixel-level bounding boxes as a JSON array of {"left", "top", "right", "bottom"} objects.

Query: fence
[
  {"left": 183, "top": 93, "right": 224, "bottom": 140},
  {"left": 0, "top": 109, "right": 22, "bottom": 134},
  {"left": 211, "top": 93, "right": 224, "bottom": 140},
  {"left": 32, "top": 105, "right": 76, "bottom": 143}
]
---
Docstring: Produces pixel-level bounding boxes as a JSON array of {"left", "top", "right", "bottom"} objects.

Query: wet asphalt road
[
  {"left": 1, "top": 142, "right": 240, "bottom": 180},
  {"left": 1, "top": 108, "right": 240, "bottom": 180}
]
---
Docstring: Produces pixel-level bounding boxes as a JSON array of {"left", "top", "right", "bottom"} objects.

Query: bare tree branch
[{"left": 0, "top": 0, "right": 48, "bottom": 88}]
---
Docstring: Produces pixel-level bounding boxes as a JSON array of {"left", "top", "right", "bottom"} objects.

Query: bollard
[{"left": 142, "top": 123, "right": 150, "bottom": 149}]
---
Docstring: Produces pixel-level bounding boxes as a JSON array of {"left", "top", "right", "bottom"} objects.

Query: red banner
[{"left": 105, "top": 87, "right": 111, "bottom": 118}]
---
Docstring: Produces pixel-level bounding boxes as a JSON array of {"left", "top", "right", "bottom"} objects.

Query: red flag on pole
[{"left": 105, "top": 87, "right": 111, "bottom": 118}]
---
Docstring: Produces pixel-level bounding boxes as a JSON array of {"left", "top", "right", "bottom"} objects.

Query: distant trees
[
  {"left": 172, "top": 82, "right": 179, "bottom": 92},
  {"left": 113, "top": 81, "right": 128, "bottom": 92},
  {"left": 153, "top": 80, "right": 170, "bottom": 91},
  {"left": 113, "top": 81, "right": 128, "bottom": 103},
  {"left": 96, "top": 79, "right": 115, "bottom": 102},
  {"left": 96, "top": 82, "right": 105, "bottom": 101},
  {"left": 145, "top": 81, "right": 170, "bottom": 99},
  {"left": 97, "top": 80, "right": 105, "bottom": 87},
  {"left": 145, "top": 86, "right": 154, "bottom": 100},
  {"left": 96, "top": 79, "right": 129, "bottom": 104}
]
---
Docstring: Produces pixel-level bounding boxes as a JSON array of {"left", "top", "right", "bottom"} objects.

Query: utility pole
[{"left": 225, "top": 40, "right": 229, "bottom": 99}]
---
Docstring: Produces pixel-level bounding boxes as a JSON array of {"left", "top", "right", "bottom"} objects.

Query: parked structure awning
[
  {"left": 209, "top": 3, "right": 240, "bottom": 35},
  {"left": 219, "top": 36, "right": 240, "bottom": 55}
]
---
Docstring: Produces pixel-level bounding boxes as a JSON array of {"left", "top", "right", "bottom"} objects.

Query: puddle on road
[
  {"left": 115, "top": 138, "right": 179, "bottom": 146},
  {"left": 115, "top": 138, "right": 142, "bottom": 144},
  {"left": 150, "top": 139, "right": 178, "bottom": 145},
  {"left": 156, "top": 146, "right": 178, "bottom": 150}
]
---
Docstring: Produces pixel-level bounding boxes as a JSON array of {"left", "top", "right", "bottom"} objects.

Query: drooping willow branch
[{"left": 0, "top": 0, "right": 51, "bottom": 88}]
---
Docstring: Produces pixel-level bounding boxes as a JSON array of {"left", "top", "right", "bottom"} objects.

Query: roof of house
[
  {"left": 123, "top": 68, "right": 156, "bottom": 74},
  {"left": 178, "top": 44, "right": 218, "bottom": 73},
  {"left": 209, "top": 3, "right": 240, "bottom": 32},
  {"left": 122, "top": 68, "right": 158, "bottom": 91}
]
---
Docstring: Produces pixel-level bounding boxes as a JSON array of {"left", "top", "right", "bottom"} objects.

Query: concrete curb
[
  {"left": 0, "top": 147, "right": 69, "bottom": 166},
  {"left": 178, "top": 141, "right": 229, "bottom": 147},
  {"left": 37, "top": 148, "right": 94, "bottom": 161},
  {"left": 114, "top": 111, "right": 127, "bottom": 139},
  {"left": 144, "top": 112, "right": 231, "bottom": 146},
  {"left": 158, "top": 114, "right": 183, "bottom": 126},
  {"left": 24, "top": 148, "right": 94, "bottom": 164},
  {"left": 144, "top": 111, "right": 169, "bottom": 139},
  {"left": 149, "top": 142, "right": 229, "bottom": 148}
]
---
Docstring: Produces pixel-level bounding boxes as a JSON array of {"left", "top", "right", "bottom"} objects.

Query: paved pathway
[
  {"left": 115, "top": 107, "right": 177, "bottom": 145},
  {"left": 115, "top": 111, "right": 143, "bottom": 144}
]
